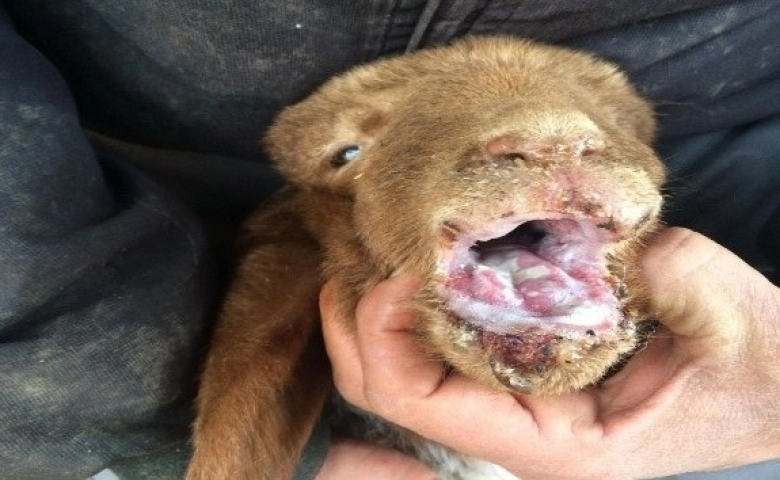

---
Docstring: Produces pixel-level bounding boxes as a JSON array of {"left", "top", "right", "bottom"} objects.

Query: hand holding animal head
[{"left": 266, "top": 36, "right": 665, "bottom": 395}]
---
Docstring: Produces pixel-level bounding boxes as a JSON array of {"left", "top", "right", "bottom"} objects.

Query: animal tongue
[
  {"left": 444, "top": 219, "right": 620, "bottom": 333},
  {"left": 479, "top": 249, "right": 580, "bottom": 315},
  {"left": 448, "top": 250, "right": 590, "bottom": 317}
]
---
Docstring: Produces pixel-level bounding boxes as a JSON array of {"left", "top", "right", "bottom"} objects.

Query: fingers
[
  {"left": 323, "top": 275, "right": 523, "bottom": 445},
  {"left": 514, "top": 390, "right": 601, "bottom": 440},
  {"left": 597, "top": 328, "right": 677, "bottom": 413},
  {"left": 640, "top": 227, "right": 726, "bottom": 339},
  {"left": 320, "top": 276, "right": 575, "bottom": 466},
  {"left": 352, "top": 276, "right": 444, "bottom": 412},
  {"left": 315, "top": 439, "right": 436, "bottom": 480},
  {"left": 640, "top": 228, "right": 777, "bottom": 347},
  {"left": 321, "top": 276, "right": 432, "bottom": 411},
  {"left": 318, "top": 230, "right": 780, "bottom": 480},
  {"left": 320, "top": 282, "right": 364, "bottom": 399}
]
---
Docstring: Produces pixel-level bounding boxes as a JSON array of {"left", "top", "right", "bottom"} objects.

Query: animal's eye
[{"left": 331, "top": 145, "right": 362, "bottom": 167}]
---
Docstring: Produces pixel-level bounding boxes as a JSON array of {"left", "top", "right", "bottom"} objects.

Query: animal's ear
[
  {"left": 264, "top": 63, "right": 405, "bottom": 192},
  {"left": 264, "top": 97, "right": 387, "bottom": 193},
  {"left": 454, "top": 37, "right": 658, "bottom": 145},
  {"left": 264, "top": 100, "right": 335, "bottom": 185},
  {"left": 596, "top": 74, "right": 657, "bottom": 144},
  {"left": 578, "top": 64, "right": 657, "bottom": 145},
  {"left": 186, "top": 193, "right": 330, "bottom": 480}
]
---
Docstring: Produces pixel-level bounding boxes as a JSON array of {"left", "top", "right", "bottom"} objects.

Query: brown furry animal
[{"left": 186, "top": 36, "right": 666, "bottom": 480}]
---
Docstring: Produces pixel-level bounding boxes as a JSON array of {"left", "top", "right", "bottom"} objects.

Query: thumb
[{"left": 640, "top": 228, "right": 774, "bottom": 348}]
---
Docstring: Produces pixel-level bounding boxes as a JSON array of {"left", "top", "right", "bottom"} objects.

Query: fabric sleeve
[{"left": 0, "top": 5, "right": 211, "bottom": 479}]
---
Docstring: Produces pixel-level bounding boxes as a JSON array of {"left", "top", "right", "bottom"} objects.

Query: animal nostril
[
  {"left": 484, "top": 135, "right": 536, "bottom": 163},
  {"left": 500, "top": 152, "right": 527, "bottom": 163},
  {"left": 581, "top": 140, "right": 605, "bottom": 157},
  {"left": 580, "top": 137, "right": 607, "bottom": 157},
  {"left": 483, "top": 133, "right": 605, "bottom": 167}
]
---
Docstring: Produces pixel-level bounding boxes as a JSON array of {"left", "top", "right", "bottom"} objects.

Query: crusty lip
[
  {"left": 439, "top": 210, "right": 626, "bottom": 247},
  {"left": 436, "top": 211, "right": 628, "bottom": 336}
]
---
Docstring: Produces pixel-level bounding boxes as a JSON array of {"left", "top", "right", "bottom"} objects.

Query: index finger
[
  {"left": 320, "top": 281, "right": 366, "bottom": 403},
  {"left": 346, "top": 279, "right": 542, "bottom": 460},
  {"left": 320, "top": 276, "right": 426, "bottom": 409}
]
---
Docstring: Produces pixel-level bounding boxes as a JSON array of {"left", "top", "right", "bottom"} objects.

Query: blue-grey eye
[{"left": 331, "top": 145, "right": 361, "bottom": 167}]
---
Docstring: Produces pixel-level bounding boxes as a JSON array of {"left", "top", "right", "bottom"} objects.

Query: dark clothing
[
  {"left": 5, "top": 1, "right": 780, "bottom": 159},
  {"left": 0, "top": 1, "right": 778, "bottom": 479}
]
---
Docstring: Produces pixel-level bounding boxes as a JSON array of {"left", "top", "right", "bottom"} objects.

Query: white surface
[{"left": 91, "top": 469, "right": 121, "bottom": 480}]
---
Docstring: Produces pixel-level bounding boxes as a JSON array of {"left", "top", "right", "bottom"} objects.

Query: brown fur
[{"left": 187, "top": 37, "right": 666, "bottom": 479}]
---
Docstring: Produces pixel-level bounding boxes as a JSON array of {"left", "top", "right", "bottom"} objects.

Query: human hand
[
  {"left": 315, "top": 438, "right": 436, "bottom": 480},
  {"left": 320, "top": 227, "right": 780, "bottom": 480}
]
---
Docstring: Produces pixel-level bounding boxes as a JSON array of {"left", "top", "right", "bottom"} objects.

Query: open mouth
[{"left": 440, "top": 215, "right": 623, "bottom": 337}]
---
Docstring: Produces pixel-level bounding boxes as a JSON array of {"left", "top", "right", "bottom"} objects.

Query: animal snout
[{"left": 481, "top": 133, "right": 606, "bottom": 167}]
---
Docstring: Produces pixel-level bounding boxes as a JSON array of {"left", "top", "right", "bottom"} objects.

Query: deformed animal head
[{"left": 266, "top": 36, "right": 665, "bottom": 394}]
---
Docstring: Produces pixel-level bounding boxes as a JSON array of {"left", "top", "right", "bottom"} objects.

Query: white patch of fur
[{"left": 415, "top": 441, "right": 520, "bottom": 480}]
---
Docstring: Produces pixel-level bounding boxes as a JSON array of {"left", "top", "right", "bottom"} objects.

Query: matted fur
[{"left": 187, "top": 37, "right": 666, "bottom": 479}]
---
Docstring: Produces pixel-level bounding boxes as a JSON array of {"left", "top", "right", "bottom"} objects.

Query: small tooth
[
  {"left": 513, "top": 265, "right": 550, "bottom": 282},
  {"left": 509, "top": 375, "right": 532, "bottom": 389},
  {"left": 452, "top": 324, "right": 478, "bottom": 346},
  {"left": 615, "top": 281, "right": 628, "bottom": 298},
  {"left": 442, "top": 221, "right": 461, "bottom": 241}
]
